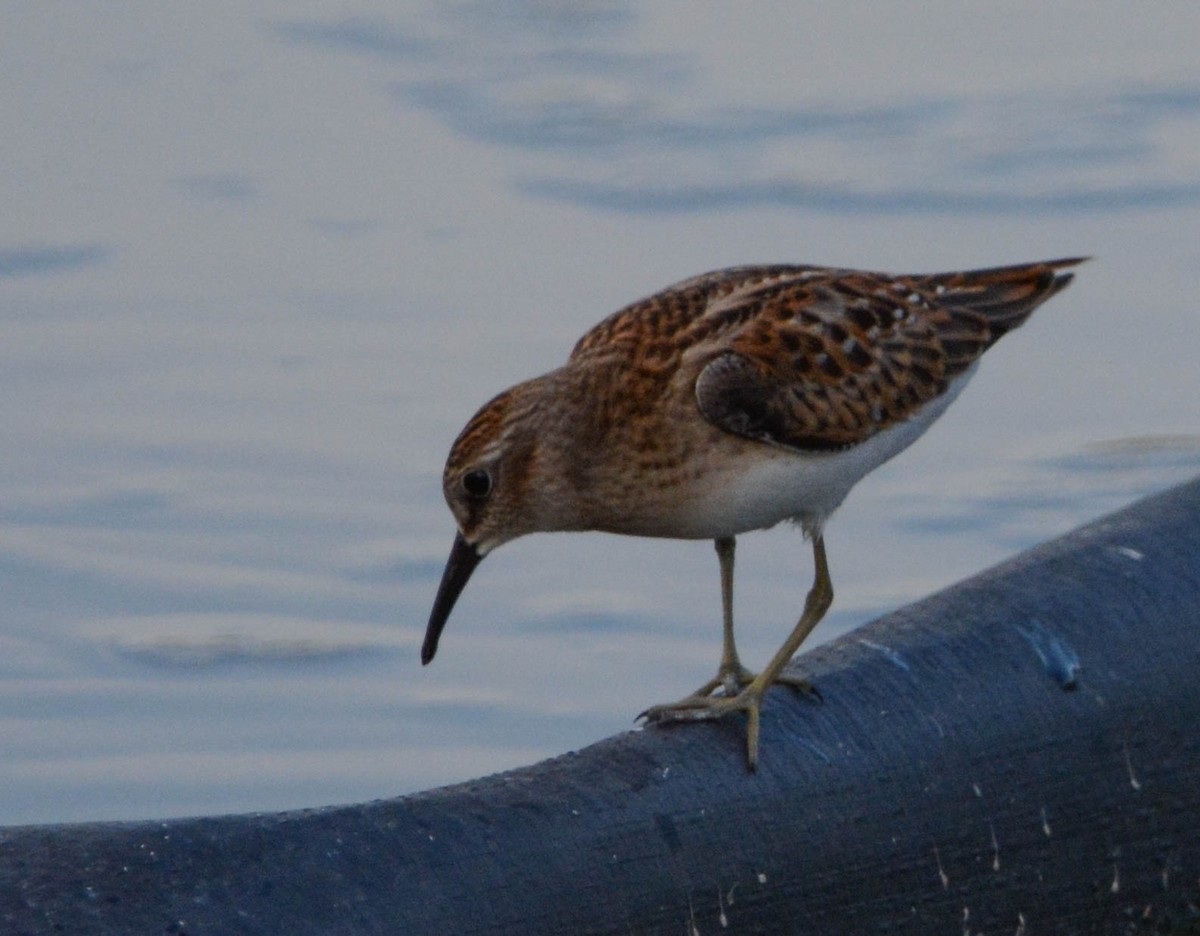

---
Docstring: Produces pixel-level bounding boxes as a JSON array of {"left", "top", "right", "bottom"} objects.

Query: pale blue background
[{"left": 2, "top": 1, "right": 1199, "bottom": 824}]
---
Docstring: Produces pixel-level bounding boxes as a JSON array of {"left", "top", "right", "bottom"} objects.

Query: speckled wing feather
[
  {"left": 694, "top": 258, "right": 1085, "bottom": 452},
  {"left": 570, "top": 265, "right": 826, "bottom": 363}
]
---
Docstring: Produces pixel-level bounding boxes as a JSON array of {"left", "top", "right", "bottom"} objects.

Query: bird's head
[{"left": 422, "top": 379, "right": 572, "bottom": 665}]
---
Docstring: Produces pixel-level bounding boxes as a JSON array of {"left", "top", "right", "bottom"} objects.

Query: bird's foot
[
  {"left": 683, "top": 665, "right": 818, "bottom": 703},
  {"left": 774, "top": 670, "right": 821, "bottom": 702},
  {"left": 640, "top": 685, "right": 767, "bottom": 768},
  {"left": 687, "top": 662, "right": 758, "bottom": 700},
  {"left": 639, "top": 688, "right": 757, "bottom": 723},
  {"left": 673, "top": 660, "right": 820, "bottom": 699},
  {"left": 638, "top": 669, "right": 819, "bottom": 769}
]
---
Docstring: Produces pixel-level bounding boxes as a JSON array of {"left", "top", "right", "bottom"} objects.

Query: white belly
[{"left": 673, "top": 367, "right": 977, "bottom": 539}]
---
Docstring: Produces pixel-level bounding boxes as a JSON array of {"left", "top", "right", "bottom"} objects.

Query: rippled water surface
[{"left": 3, "top": 2, "right": 1200, "bottom": 824}]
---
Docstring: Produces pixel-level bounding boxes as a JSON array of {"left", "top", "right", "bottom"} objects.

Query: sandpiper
[{"left": 422, "top": 257, "right": 1084, "bottom": 768}]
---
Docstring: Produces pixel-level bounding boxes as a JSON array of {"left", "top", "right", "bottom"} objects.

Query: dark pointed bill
[{"left": 422, "top": 532, "right": 483, "bottom": 665}]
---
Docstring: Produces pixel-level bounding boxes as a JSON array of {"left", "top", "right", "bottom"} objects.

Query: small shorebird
[{"left": 422, "top": 257, "right": 1084, "bottom": 768}]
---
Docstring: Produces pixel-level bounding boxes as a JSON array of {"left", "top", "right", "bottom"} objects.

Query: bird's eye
[{"left": 462, "top": 469, "right": 492, "bottom": 499}]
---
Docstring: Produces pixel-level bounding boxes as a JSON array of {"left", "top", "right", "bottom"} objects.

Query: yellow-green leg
[
  {"left": 691, "top": 537, "right": 756, "bottom": 696},
  {"left": 641, "top": 535, "right": 833, "bottom": 770}
]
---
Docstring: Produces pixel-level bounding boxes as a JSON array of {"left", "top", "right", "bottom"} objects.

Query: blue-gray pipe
[{"left": 3, "top": 477, "right": 1199, "bottom": 934}]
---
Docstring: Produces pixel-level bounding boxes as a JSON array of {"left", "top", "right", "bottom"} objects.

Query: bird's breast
[{"left": 582, "top": 367, "right": 975, "bottom": 540}]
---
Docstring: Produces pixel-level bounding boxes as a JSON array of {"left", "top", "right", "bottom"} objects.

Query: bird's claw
[
  {"left": 638, "top": 670, "right": 820, "bottom": 770},
  {"left": 639, "top": 688, "right": 764, "bottom": 769}
]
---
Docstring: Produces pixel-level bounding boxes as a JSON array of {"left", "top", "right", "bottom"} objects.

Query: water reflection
[
  {"left": 268, "top": 15, "right": 433, "bottom": 60},
  {"left": 519, "top": 175, "right": 1200, "bottom": 215},
  {"left": 0, "top": 245, "right": 108, "bottom": 278},
  {"left": 273, "top": 9, "right": 1200, "bottom": 216},
  {"left": 2, "top": 1, "right": 1198, "bottom": 825},
  {"left": 892, "top": 435, "right": 1200, "bottom": 550},
  {"left": 170, "top": 174, "right": 258, "bottom": 202}
]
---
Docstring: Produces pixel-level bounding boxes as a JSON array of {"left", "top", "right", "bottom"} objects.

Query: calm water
[{"left": 3, "top": 2, "right": 1199, "bottom": 825}]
